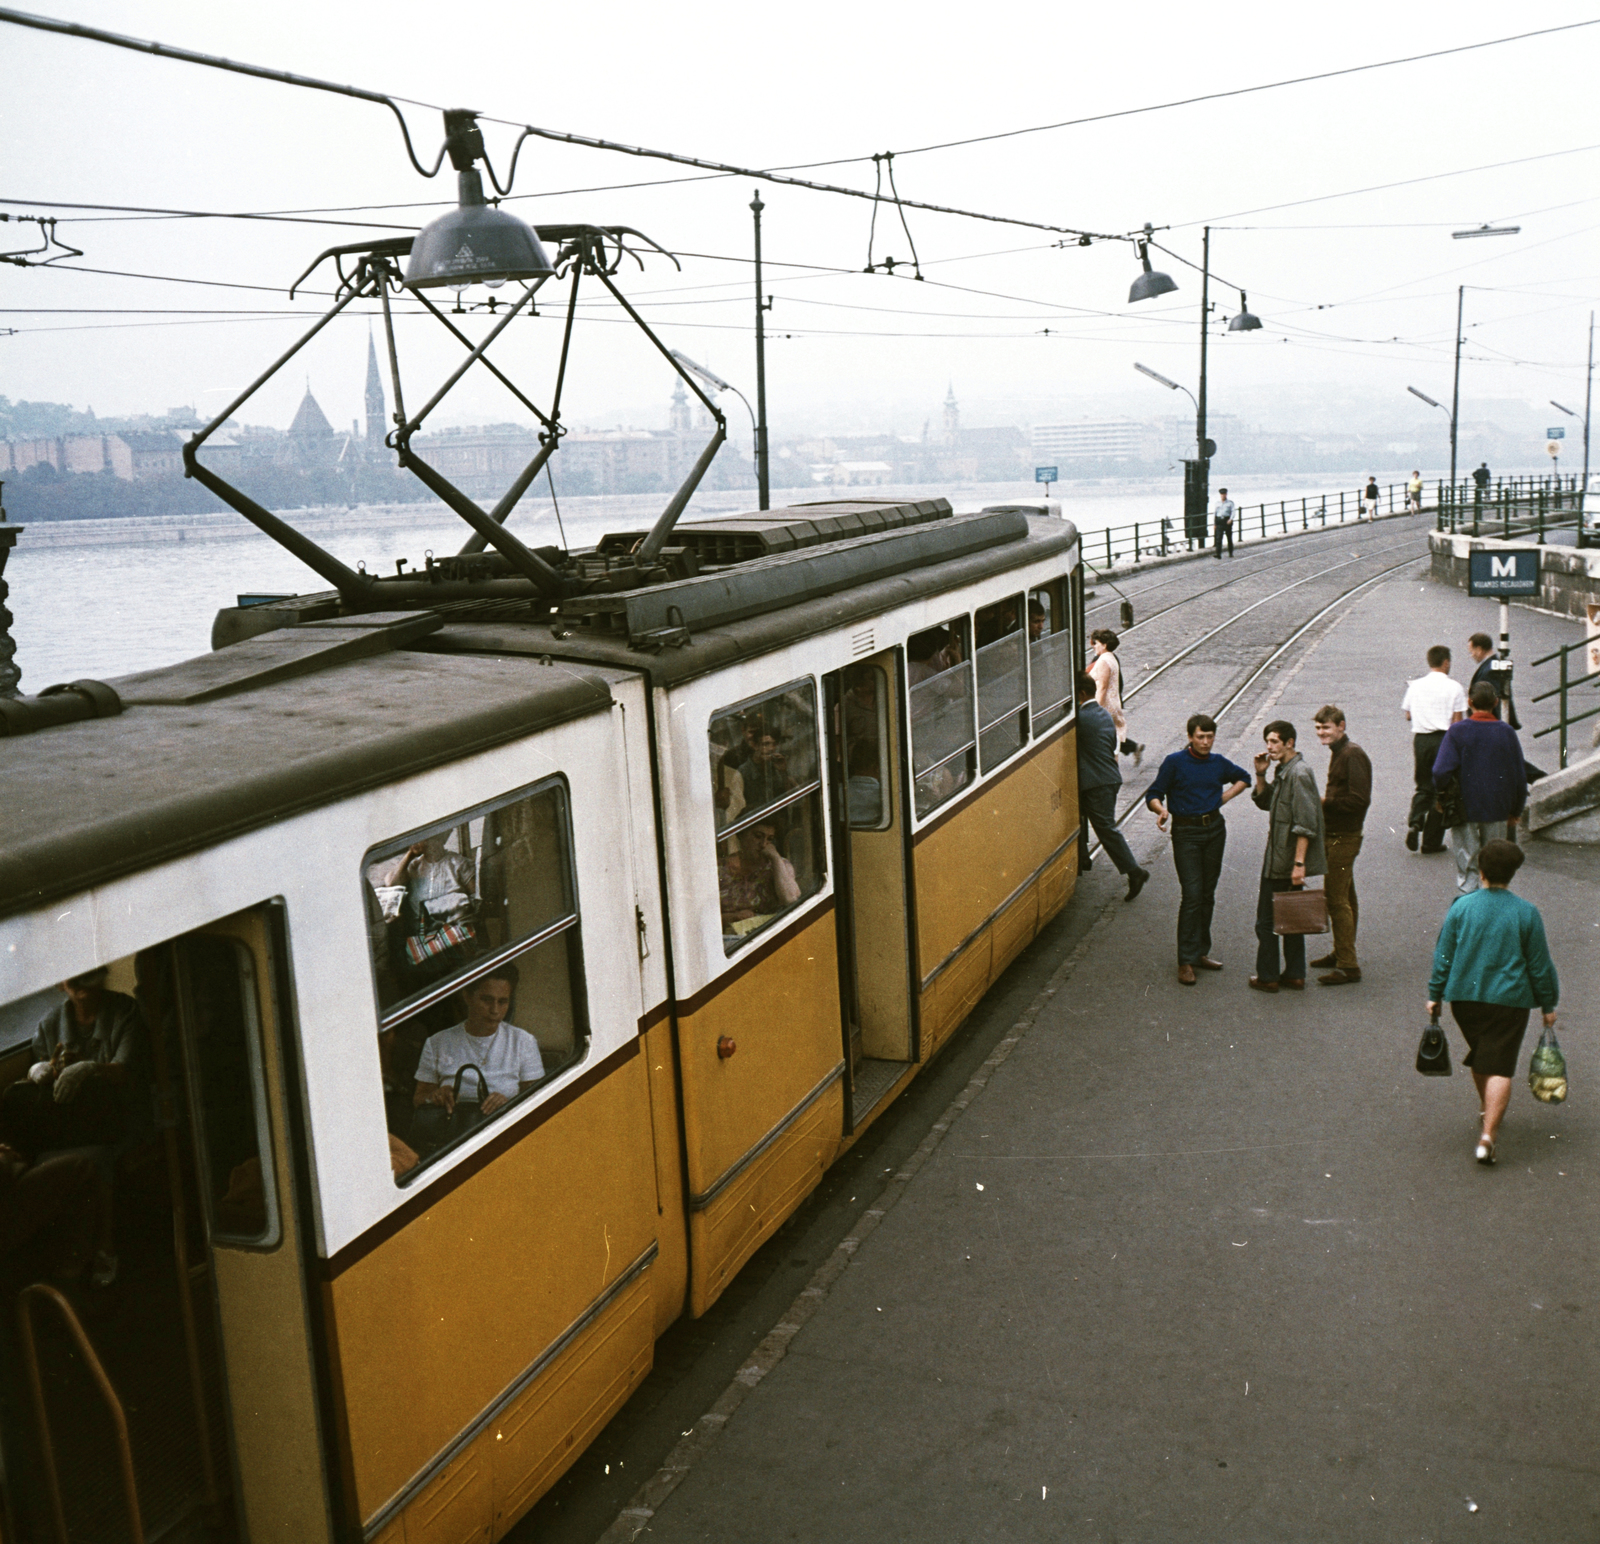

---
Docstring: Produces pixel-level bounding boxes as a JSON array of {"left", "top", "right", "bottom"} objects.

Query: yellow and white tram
[{"left": 0, "top": 495, "right": 1083, "bottom": 1543}]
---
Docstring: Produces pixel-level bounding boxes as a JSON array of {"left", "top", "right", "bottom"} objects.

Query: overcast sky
[{"left": 3, "top": 0, "right": 1597, "bottom": 447}]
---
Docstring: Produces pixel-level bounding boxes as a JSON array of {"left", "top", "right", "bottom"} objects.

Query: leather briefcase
[{"left": 1272, "top": 885, "right": 1329, "bottom": 936}]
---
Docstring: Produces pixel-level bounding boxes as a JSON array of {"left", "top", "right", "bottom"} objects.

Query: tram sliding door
[{"left": 825, "top": 650, "right": 917, "bottom": 1132}]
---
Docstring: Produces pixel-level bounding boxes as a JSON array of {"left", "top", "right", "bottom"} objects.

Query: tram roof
[{"left": 0, "top": 647, "right": 614, "bottom": 922}]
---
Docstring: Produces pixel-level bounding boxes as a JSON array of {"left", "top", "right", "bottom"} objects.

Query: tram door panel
[
  {"left": 173, "top": 909, "right": 334, "bottom": 1544},
  {"left": 825, "top": 651, "right": 915, "bottom": 1129}
]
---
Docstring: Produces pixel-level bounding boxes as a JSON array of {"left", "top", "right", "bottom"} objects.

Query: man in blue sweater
[
  {"left": 1143, "top": 714, "right": 1253, "bottom": 985},
  {"left": 1075, "top": 672, "right": 1150, "bottom": 901},
  {"left": 1433, "top": 680, "right": 1527, "bottom": 894}
]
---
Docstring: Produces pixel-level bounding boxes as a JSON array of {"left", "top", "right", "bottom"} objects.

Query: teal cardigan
[{"left": 1429, "top": 888, "right": 1559, "bottom": 1011}]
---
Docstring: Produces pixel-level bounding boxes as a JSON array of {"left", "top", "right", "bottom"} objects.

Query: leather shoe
[
  {"left": 1281, "top": 978, "right": 1305, "bottom": 990},
  {"left": 1318, "top": 967, "right": 1361, "bottom": 985},
  {"left": 1177, "top": 963, "right": 1197, "bottom": 986},
  {"left": 1310, "top": 953, "right": 1337, "bottom": 969},
  {"left": 1125, "top": 868, "right": 1150, "bottom": 902},
  {"left": 1194, "top": 956, "right": 1223, "bottom": 971},
  {"left": 1247, "top": 975, "right": 1279, "bottom": 994},
  {"left": 1405, "top": 829, "right": 1419, "bottom": 851}
]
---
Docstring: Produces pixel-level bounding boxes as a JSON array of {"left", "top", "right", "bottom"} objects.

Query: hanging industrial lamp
[
  {"left": 1128, "top": 233, "right": 1177, "bottom": 304},
  {"left": 1228, "top": 291, "right": 1262, "bottom": 332},
  {"left": 406, "top": 111, "right": 554, "bottom": 290}
]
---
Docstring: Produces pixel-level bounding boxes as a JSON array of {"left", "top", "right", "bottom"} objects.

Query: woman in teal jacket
[{"left": 1427, "top": 838, "right": 1560, "bottom": 1165}]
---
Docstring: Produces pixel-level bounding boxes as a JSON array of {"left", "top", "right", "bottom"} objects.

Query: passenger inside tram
[
  {"left": 719, "top": 822, "right": 802, "bottom": 933},
  {"left": 366, "top": 833, "right": 483, "bottom": 1004},
  {"left": 410, "top": 965, "right": 545, "bottom": 1155},
  {"left": 736, "top": 720, "right": 798, "bottom": 812}
]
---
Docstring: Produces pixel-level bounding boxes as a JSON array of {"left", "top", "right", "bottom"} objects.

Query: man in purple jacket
[{"left": 1433, "top": 681, "right": 1527, "bottom": 894}]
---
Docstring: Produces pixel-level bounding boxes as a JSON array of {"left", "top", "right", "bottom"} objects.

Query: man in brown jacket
[{"left": 1312, "top": 705, "right": 1372, "bottom": 984}]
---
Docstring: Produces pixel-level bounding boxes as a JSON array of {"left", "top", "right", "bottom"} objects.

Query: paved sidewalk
[{"left": 637, "top": 576, "right": 1600, "bottom": 1542}]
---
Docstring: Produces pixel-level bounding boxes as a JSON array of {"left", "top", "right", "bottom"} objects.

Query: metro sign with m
[{"left": 1468, "top": 547, "right": 1541, "bottom": 597}]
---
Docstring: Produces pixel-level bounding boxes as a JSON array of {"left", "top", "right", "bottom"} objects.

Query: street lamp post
[
  {"left": 1449, "top": 285, "right": 1464, "bottom": 491},
  {"left": 1556, "top": 314, "right": 1596, "bottom": 546},
  {"left": 1407, "top": 385, "right": 1453, "bottom": 520},
  {"left": 750, "top": 191, "right": 772, "bottom": 510}
]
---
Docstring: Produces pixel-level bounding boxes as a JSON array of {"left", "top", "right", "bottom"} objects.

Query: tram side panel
[{"left": 283, "top": 700, "right": 667, "bottom": 1540}]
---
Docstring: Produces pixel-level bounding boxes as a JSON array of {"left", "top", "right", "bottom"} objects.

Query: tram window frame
[
  {"left": 360, "top": 776, "right": 591, "bottom": 1188},
  {"left": 709, "top": 678, "right": 829, "bottom": 956},
  {"left": 841, "top": 663, "right": 891, "bottom": 832},
  {"left": 1028, "top": 578, "right": 1076, "bottom": 736},
  {"left": 173, "top": 936, "right": 282, "bottom": 1250},
  {"left": 974, "top": 593, "right": 1030, "bottom": 775},
  {"left": 907, "top": 615, "right": 976, "bottom": 821}
]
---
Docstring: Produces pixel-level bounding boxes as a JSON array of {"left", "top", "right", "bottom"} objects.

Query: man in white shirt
[
  {"left": 1213, "top": 489, "right": 1237, "bottom": 559},
  {"left": 1400, "top": 644, "right": 1467, "bottom": 853}
]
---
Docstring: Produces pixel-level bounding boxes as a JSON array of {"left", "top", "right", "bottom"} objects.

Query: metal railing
[
  {"left": 1530, "top": 633, "right": 1600, "bottom": 769},
  {"left": 1435, "top": 473, "right": 1588, "bottom": 542},
  {"left": 1083, "top": 479, "right": 1425, "bottom": 572},
  {"left": 17, "top": 1283, "right": 146, "bottom": 1544}
]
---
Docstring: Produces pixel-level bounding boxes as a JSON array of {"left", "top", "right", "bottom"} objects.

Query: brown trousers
[{"left": 1324, "top": 832, "right": 1363, "bottom": 967}]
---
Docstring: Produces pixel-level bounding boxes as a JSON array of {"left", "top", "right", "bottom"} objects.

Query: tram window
[
  {"left": 1029, "top": 580, "right": 1074, "bottom": 735},
  {"left": 975, "top": 594, "right": 1029, "bottom": 774},
  {"left": 842, "top": 663, "right": 890, "bottom": 830},
  {"left": 365, "top": 780, "right": 589, "bottom": 1185},
  {"left": 908, "top": 616, "right": 975, "bottom": 819},
  {"left": 709, "top": 681, "right": 828, "bottom": 954},
  {"left": 170, "top": 937, "right": 280, "bottom": 1247}
]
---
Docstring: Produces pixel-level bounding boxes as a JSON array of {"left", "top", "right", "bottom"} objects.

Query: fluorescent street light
[
  {"left": 1134, "top": 362, "right": 1181, "bottom": 391},
  {"left": 1408, "top": 386, "right": 1442, "bottom": 409},
  {"left": 1551, "top": 399, "right": 1579, "bottom": 417},
  {"left": 670, "top": 349, "right": 734, "bottom": 394},
  {"left": 1451, "top": 224, "right": 1521, "bottom": 240}
]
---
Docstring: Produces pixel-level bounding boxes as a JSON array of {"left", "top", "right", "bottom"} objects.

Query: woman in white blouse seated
[{"left": 410, "top": 965, "right": 543, "bottom": 1150}]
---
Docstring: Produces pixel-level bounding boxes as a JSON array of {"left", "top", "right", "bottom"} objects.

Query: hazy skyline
[{"left": 3, "top": 1, "right": 1597, "bottom": 453}]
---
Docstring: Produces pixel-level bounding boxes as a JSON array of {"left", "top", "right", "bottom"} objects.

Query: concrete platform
[{"left": 631, "top": 571, "right": 1600, "bottom": 1541}]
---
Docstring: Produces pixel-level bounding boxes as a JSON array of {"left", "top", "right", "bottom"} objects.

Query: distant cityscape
[{"left": 0, "top": 331, "right": 1565, "bottom": 522}]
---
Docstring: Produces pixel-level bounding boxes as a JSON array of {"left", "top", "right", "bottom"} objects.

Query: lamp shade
[
  {"left": 406, "top": 168, "right": 554, "bottom": 290},
  {"left": 1228, "top": 291, "right": 1263, "bottom": 332},
  {"left": 1128, "top": 245, "right": 1177, "bottom": 304}
]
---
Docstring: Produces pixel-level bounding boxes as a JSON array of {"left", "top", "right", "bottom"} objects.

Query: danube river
[{"left": 4, "top": 470, "right": 1428, "bottom": 689}]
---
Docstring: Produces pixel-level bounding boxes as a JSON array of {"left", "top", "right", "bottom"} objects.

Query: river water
[{"left": 4, "top": 469, "right": 1429, "bottom": 688}]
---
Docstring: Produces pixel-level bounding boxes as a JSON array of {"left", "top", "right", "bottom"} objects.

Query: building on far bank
[{"left": 1031, "top": 419, "right": 1163, "bottom": 466}]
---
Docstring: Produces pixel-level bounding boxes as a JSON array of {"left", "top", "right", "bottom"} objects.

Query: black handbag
[
  {"left": 444, "top": 1064, "right": 491, "bottom": 1141},
  {"left": 1416, "top": 1008, "right": 1453, "bottom": 1077},
  {"left": 1434, "top": 773, "right": 1467, "bottom": 830}
]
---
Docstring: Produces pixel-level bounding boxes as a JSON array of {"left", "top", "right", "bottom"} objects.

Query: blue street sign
[
  {"left": 1035, "top": 466, "right": 1058, "bottom": 484},
  {"left": 1547, "top": 426, "right": 1566, "bottom": 439},
  {"left": 1467, "top": 547, "right": 1540, "bottom": 597}
]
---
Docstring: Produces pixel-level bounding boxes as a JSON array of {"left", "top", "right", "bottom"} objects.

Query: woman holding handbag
[
  {"left": 1427, "top": 839, "right": 1560, "bottom": 1165},
  {"left": 1249, "top": 721, "right": 1326, "bottom": 993}
]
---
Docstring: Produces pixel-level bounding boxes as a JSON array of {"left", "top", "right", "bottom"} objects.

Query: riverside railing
[
  {"left": 1434, "top": 472, "right": 1587, "bottom": 545},
  {"left": 1530, "top": 633, "right": 1600, "bottom": 770}
]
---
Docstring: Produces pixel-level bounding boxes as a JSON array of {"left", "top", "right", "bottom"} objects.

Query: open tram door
[{"left": 823, "top": 652, "right": 919, "bottom": 1134}]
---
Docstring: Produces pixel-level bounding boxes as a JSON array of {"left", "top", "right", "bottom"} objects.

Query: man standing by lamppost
[
  {"left": 1310, "top": 706, "right": 1371, "bottom": 986},
  {"left": 1213, "top": 487, "right": 1236, "bottom": 559}
]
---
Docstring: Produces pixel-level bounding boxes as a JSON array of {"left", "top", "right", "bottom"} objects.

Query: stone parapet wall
[{"left": 1429, "top": 531, "right": 1600, "bottom": 621}]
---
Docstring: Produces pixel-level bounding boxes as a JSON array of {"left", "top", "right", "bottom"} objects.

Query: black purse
[
  {"left": 1434, "top": 773, "right": 1467, "bottom": 830},
  {"left": 1416, "top": 1008, "right": 1453, "bottom": 1077}
]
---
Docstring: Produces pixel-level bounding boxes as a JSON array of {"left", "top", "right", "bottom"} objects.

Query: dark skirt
[{"left": 1451, "top": 1001, "right": 1531, "bottom": 1079}]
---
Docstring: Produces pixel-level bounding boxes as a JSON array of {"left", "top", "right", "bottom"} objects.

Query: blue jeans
[
  {"left": 1255, "top": 877, "right": 1307, "bottom": 983},
  {"left": 1171, "top": 819, "right": 1226, "bottom": 964},
  {"left": 1081, "top": 783, "right": 1140, "bottom": 877}
]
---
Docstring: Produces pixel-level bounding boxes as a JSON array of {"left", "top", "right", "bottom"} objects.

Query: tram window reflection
[
  {"left": 363, "top": 780, "right": 575, "bottom": 1020},
  {"left": 908, "top": 616, "right": 975, "bottom": 819},
  {"left": 975, "top": 593, "right": 1029, "bottom": 774},
  {"left": 709, "top": 682, "right": 827, "bottom": 954},
  {"left": 843, "top": 664, "right": 889, "bottom": 831},
  {"left": 1029, "top": 580, "right": 1074, "bottom": 735}
]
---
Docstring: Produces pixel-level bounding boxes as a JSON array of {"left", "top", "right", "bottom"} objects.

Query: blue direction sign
[
  {"left": 1547, "top": 426, "right": 1566, "bottom": 439},
  {"left": 1468, "top": 547, "right": 1540, "bottom": 597},
  {"left": 1035, "top": 465, "right": 1058, "bottom": 484}
]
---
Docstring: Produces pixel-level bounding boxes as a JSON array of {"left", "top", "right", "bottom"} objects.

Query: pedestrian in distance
[
  {"left": 1407, "top": 470, "right": 1424, "bottom": 514},
  {"left": 1472, "top": 462, "right": 1492, "bottom": 497},
  {"left": 1427, "top": 838, "right": 1559, "bottom": 1165},
  {"left": 1248, "top": 721, "right": 1327, "bottom": 994},
  {"left": 1088, "top": 628, "right": 1144, "bottom": 765},
  {"left": 1401, "top": 645, "right": 1466, "bottom": 854},
  {"left": 1310, "top": 706, "right": 1371, "bottom": 985},
  {"left": 1433, "top": 680, "right": 1527, "bottom": 894},
  {"left": 1074, "top": 672, "right": 1150, "bottom": 902},
  {"left": 1143, "top": 714, "right": 1252, "bottom": 986},
  {"left": 1213, "top": 487, "right": 1236, "bottom": 559},
  {"left": 1364, "top": 475, "right": 1380, "bottom": 521}
]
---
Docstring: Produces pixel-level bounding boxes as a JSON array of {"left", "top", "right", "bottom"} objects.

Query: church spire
[
  {"left": 365, "top": 328, "right": 386, "bottom": 442},
  {"left": 942, "top": 382, "right": 959, "bottom": 446}
]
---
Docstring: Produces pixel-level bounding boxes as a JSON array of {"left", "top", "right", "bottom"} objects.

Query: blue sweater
[
  {"left": 1432, "top": 716, "right": 1526, "bottom": 822},
  {"left": 1429, "top": 887, "right": 1559, "bottom": 1010},
  {"left": 1142, "top": 747, "right": 1253, "bottom": 816}
]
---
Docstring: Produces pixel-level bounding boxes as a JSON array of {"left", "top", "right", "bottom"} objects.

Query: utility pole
[
  {"left": 1582, "top": 311, "right": 1594, "bottom": 547},
  {"left": 1449, "top": 284, "right": 1464, "bottom": 491},
  {"left": 750, "top": 190, "right": 771, "bottom": 510},
  {"left": 1198, "top": 227, "right": 1210, "bottom": 497}
]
